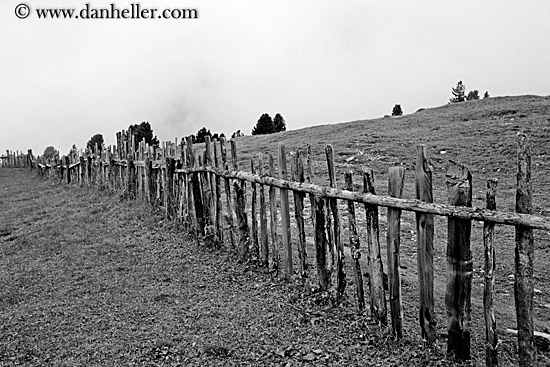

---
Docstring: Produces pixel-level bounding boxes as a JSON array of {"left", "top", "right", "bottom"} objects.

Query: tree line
[{"left": 42, "top": 113, "right": 288, "bottom": 159}]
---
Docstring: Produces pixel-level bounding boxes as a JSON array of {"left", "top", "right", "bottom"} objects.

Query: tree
[
  {"left": 392, "top": 104, "right": 403, "bottom": 116},
  {"left": 43, "top": 146, "right": 58, "bottom": 159},
  {"left": 86, "top": 133, "right": 104, "bottom": 152},
  {"left": 128, "top": 121, "right": 159, "bottom": 148},
  {"left": 273, "top": 113, "right": 286, "bottom": 132},
  {"left": 450, "top": 81, "right": 466, "bottom": 103},
  {"left": 252, "top": 113, "right": 274, "bottom": 135},
  {"left": 195, "top": 127, "right": 212, "bottom": 143},
  {"left": 483, "top": 91, "right": 490, "bottom": 99},
  {"left": 466, "top": 90, "right": 479, "bottom": 101}
]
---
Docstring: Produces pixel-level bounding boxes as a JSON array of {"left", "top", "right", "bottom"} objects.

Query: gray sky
[{"left": 1, "top": 0, "right": 549, "bottom": 155}]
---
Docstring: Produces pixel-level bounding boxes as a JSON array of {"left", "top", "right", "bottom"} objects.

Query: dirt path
[{"left": 0, "top": 168, "right": 531, "bottom": 366}]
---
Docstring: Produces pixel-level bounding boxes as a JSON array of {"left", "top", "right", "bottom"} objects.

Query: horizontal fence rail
[{"left": 5, "top": 129, "right": 546, "bottom": 366}]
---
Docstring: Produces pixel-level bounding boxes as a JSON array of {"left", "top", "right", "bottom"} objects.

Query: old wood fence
[
  {"left": 8, "top": 130, "right": 550, "bottom": 367},
  {"left": 0, "top": 149, "right": 34, "bottom": 168}
]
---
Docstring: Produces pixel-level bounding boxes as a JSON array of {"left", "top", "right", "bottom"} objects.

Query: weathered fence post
[
  {"left": 445, "top": 161, "right": 473, "bottom": 360},
  {"left": 258, "top": 153, "right": 269, "bottom": 266},
  {"left": 79, "top": 156, "right": 85, "bottom": 187},
  {"left": 326, "top": 145, "right": 345, "bottom": 299},
  {"left": 234, "top": 179, "right": 249, "bottom": 258},
  {"left": 291, "top": 151, "right": 307, "bottom": 277},
  {"left": 165, "top": 157, "right": 176, "bottom": 219},
  {"left": 65, "top": 156, "right": 71, "bottom": 185},
  {"left": 220, "top": 138, "right": 235, "bottom": 248},
  {"left": 484, "top": 178, "right": 498, "bottom": 367},
  {"left": 144, "top": 151, "right": 152, "bottom": 203},
  {"left": 250, "top": 157, "right": 259, "bottom": 258},
  {"left": 314, "top": 195, "right": 330, "bottom": 290},
  {"left": 515, "top": 133, "right": 536, "bottom": 366},
  {"left": 213, "top": 139, "right": 223, "bottom": 242},
  {"left": 204, "top": 137, "right": 216, "bottom": 229},
  {"left": 387, "top": 166, "right": 405, "bottom": 337},
  {"left": 415, "top": 145, "right": 436, "bottom": 343},
  {"left": 186, "top": 136, "right": 204, "bottom": 239},
  {"left": 278, "top": 144, "right": 292, "bottom": 280},
  {"left": 231, "top": 140, "right": 249, "bottom": 258},
  {"left": 87, "top": 155, "right": 92, "bottom": 185},
  {"left": 127, "top": 154, "right": 135, "bottom": 199},
  {"left": 363, "top": 168, "right": 387, "bottom": 325},
  {"left": 268, "top": 154, "right": 279, "bottom": 271},
  {"left": 344, "top": 171, "right": 365, "bottom": 311}
]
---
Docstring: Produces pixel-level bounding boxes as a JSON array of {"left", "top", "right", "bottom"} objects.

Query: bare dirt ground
[{"left": 1, "top": 96, "right": 550, "bottom": 366}]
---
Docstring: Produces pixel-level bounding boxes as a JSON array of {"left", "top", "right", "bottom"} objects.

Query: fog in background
[{"left": 1, "top": 0, "right": 549, "bottom": 154}]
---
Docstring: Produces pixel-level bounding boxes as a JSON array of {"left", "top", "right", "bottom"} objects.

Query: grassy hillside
[
  {"left": 229, "top": 95, "right": 550, "bottom": 364},
  {"left": 233, "top": 95, "right": 550, "bottom": 211}
]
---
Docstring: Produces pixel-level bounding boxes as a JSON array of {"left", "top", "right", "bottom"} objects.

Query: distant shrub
[
  {"left": 392, "top": 104, "right": 403, "bottom": 116},
  {"left": 86, "top": 133, "right": 104, "bottom": 152},
  {"left": 195, "top": 127, "right": 212, "bottom": 143},
  {"left": 466, "top": 90, "right": 479, "bottom": 100},
  {"left": 231, "top": 130, "right": 244, "bottom": 139},
  {"left": 43, "top": 146, "right": 58, "bottom": 159},
  {"left": 450, "top": 81, "right": 466, "bottom": 103},
  {"left": 484, "top": 91, "right": 490, "bottom": 99},
  {"left": 128, "top": 121, "right": 159, "bottom": 148}
]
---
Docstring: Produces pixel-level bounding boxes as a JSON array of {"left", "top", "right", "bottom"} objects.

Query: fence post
[
  {"left": 165, "top": 157, "right": 176, "bottom": 219},
  {"left": 291, "top": 151, "right": 307, "bottom": 278},
  {"left": 79, "top": 156, "right": 85, "bottom": 187},
  {"left": 344, "top": 171, "right": 365, "bottom": 311},
  {"left": 250, "top": 157, "right": 259, "bottom": 258},
  {"left": 314, "top": 195, "right": 330, "bottom": 290},
  {"left": 127, "top": 154, "right": 135, "bottom": 199},
  {"left": 326, "top": 145, "right": 345, "bottom": 298},
  {"left": 212, "top": 139, "right": 223, "bottom": 242},
  {"left": 484, "top": 178, "right": 498, "bottom": 367},
  {"left": 186, "top": 136, "right": 204, "bottom": 239},
  {"left": 363, "top": 168, "right": 387, "bottom": 325},
  {"left": 144, "top": 151, "right": 152, "bottom": 203},
  {"left": 278, "top": 144, "right": 292, "bottom": 280},
  {"left": 515, "top": 133, "right": 536, "bottom": 366},
  {"left": 220, "top": 138, "right": 235, "bottom": 248},
  {"left": 204, "top": 137, "right": 215, "bottom": 229},
  {"left": 268, "top": 154, "right": 279, "bottom": 272},
  {"left": 234, "top": 179, "right": 249, "bottom": 258},
  {"left": 415, "top": 145, "right": 436, "bottom": 343},
  {"left": 387, "top": 166, "right": 405, "bottom": 337},
  {"left": 258, "top": 153, "right": 269, "bottom": 266},
  {"left": 445, "top": 161, "right": 473, "bottom": 361}
]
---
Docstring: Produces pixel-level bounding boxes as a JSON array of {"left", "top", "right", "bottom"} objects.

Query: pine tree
[
  {"left": 251, "top": 113, "right": 274, "bottom": 135},
  {"left": 273, "top": 113, "right": 286, "bottom": 132},
  {"left": 450, "top": 81, "right": 466, "bottom": 103}
]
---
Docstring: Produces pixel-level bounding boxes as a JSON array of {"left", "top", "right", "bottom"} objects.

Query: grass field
[{"left": 1, "top": 95, "right": 550, "bottom": 366}]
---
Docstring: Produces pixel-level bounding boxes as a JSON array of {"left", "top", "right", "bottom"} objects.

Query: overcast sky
[{"left": 1, "top": 0, "right": 549, "bottom": 155}]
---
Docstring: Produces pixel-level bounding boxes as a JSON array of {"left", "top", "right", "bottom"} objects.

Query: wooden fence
[
  {"left": 0, "top": 150, "right": 34, "bottom": 168},
  {"left": 7, "top": 130, "right": 550, "bottom": 366}
]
